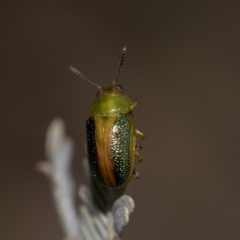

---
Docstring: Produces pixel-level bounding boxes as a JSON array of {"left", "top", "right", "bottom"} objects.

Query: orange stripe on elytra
[{"left": 95, "top": 117, "right": 116, "bottom": 187}]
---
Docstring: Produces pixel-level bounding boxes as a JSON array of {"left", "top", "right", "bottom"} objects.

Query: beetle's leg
[
  {"left": 136, "top": 144, "right": 143, "bottom": 150},
  {"left": 130, "top": 102, "right": 138, "bottom": 111},
  {"left": 135, "top": 129, "right": 145, "bottom": 141},
  {"left": 128, "top": 102, "right": 138, "bottom": 116},
  {"left": 135, "top": 150, "right": 143, "bottom": 163},
  {"left": 133, "top": 169, "right": 139, "bottom": 179},
  {"left": 135, "top": 130, "right": 144, "bottom": 164}
]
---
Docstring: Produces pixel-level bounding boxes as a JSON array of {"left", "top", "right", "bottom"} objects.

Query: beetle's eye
[
  {"left": 96, "top": 91, "right": 101, "bottom": 97},
  {"left": 116, "top": 84, "right": 123, "bottom": 90}
]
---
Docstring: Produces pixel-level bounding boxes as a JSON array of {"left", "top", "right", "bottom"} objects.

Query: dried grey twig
[{"left": 37, "top": 118, "right": 135, "bottom": 240}]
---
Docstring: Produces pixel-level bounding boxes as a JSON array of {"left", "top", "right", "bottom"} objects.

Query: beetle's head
[
  {"left": 70, "top": 47, "right": 132, "bottom": 116},
  {"left": 90, "top": 81, "right": 132, "bottom": 116}
]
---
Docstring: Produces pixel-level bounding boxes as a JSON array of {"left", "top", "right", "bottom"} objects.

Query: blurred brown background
[{"left": 1, "top": 1, "right": 240, "bottom": 239}]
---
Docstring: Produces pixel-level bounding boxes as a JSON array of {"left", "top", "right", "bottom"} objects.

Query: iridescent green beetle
[{"left": 70, "top": 47, "right": 144, "bottom": 189}]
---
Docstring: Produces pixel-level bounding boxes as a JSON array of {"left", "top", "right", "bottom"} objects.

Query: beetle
[{"left": 70, "top": 47, "right": 144, "bottom": 188}]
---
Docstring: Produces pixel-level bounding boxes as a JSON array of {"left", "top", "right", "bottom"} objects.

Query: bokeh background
[{"left": 1, "top": 1, "right": 240, "bottom": 239}]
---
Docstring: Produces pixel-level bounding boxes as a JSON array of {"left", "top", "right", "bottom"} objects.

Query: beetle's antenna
[
  {"left": 69, "top": 65, "right": 102, "bottom": 90},
  {"left": 112, "top": 47, "right": 127, "bottom": 85}
]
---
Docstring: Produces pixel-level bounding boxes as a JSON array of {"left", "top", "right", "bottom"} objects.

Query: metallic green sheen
[
  {"left": 111, "top": 116, "right": 132, "bottom": 187},
  {"left": 91, "top": 94, "right": 132, "bottom": 116}
]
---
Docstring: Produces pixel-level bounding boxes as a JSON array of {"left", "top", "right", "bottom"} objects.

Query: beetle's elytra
[{"left": 70, "top": 47, "right": 144, "bottom": 189}]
